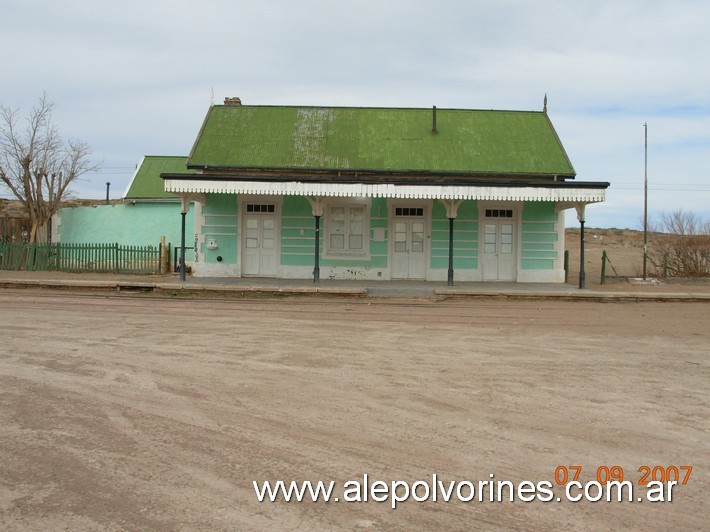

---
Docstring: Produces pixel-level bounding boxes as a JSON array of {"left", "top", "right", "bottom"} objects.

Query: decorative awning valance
[{"left": 164, "top": 179, "right": 606, "bottom": 203}]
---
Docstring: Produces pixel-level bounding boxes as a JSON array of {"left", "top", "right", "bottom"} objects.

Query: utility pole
[{"left": 643, "top": 123, "right": 648, "bottom": 280}]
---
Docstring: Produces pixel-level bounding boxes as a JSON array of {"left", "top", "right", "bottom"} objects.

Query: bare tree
[
  {"left": 649, "top": 210, "right": 710, "bottom": 277},
  {"left": 0, "top": 94, "right": 99, "bottom": 243}
]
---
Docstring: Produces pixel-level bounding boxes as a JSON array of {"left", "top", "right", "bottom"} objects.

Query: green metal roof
[
  {"left": 124, "top": 156, "right": 194, "bottom": 199},
  {"left": 187, "top": 105, "right": 576, "bottom": 177}
]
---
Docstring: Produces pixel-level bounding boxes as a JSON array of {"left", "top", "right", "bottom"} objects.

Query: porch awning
[{"left": 164, "top": 179, "right": 606, "bottom": 203}]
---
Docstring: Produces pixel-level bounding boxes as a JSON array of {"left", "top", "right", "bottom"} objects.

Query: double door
[
  {"left": 392, "top": 210, "right": 426, "bottom": 279},
  {"left": 481, "top": 220, "right": 516, "bottom": 281},
  {"left": 242, "top": 205, "right": 277, "bottom": 276}
]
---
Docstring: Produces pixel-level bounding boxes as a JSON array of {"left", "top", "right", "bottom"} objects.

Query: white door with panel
[
  {"left": 481, "top": 209, "right": 516, "bottom": 281},
  {"left": 391, "top": 207, "right": 426, "bottom": 279},
  {"left": 242, "top": 204, "right": 278, "bottom": 276}
]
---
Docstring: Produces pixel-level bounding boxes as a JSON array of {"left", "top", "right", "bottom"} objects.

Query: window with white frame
[{"left": 326, "top": 203, "right": 369, "bottom": 256}]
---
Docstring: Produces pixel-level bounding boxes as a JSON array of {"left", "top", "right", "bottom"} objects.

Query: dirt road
[{"left": 1, "top": 290, "right": 708, "bottom": 530}]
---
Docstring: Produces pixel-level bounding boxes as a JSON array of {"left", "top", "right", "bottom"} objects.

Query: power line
[
  {"left": 612, "top": 185, "right": 710, "bottom": 191},
  {"left": 614, "top": 182, "right": 710, "bottom": 187},
  {"left": 90, "top": 171, "right": 134, "bottom": 176}
]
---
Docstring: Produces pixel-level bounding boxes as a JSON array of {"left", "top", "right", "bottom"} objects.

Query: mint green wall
[
  {"left": 520, "top": 202, "right": 558, "bottom": 270},
  {"left": 57, "top": 203, "right": 191, "bottom": 247},
  {"left": 430, "top": 200, "right": 478, "bottom": 270},
  {"left": 201, "top": 194, "right": 238, "bottom": 264},
  {"left": 367, "top": 198, "right": 388, "bottom": 269},
  {"left": 280, "top": 197, "right": 389, "bottom": 269},
  {"left": 185, "top": 196, "right": 563, "bottom": 274},
  {"left": 243, "top": 196, "right": 483, "bottom": 271},
  {"left": 280, "top": 196, "right": 315, "bottom": 266}
]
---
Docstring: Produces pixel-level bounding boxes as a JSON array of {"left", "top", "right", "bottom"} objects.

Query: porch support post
[
  {"left": 447, "top": 217, "right": 455, "bottom": 286},
  {"left": 306, "top": 196, "right": 324, "bottom": 284},
  {"left": 313, "top": 215, "right": 321, "bottom": 284},
  {"left": 439, "top": 199, "right": 463, "bottom": 286},
  {"left": 171, "top": 193, "right": 204, "bottom": 282},
  {"left": 575, "top": 203, "right": 586, "bottom": 289}
]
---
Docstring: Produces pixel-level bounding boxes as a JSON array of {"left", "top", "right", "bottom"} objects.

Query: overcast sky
[{"left": 2, "top": 0, "right": 708, "bottom": 228}]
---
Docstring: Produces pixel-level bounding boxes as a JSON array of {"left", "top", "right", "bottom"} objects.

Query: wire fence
[
  {"left": 0, "top": 242, "right": 166, "bottom": 274},
  {"left": 599, "top": 249, "right": 642, "bottom": 283}
]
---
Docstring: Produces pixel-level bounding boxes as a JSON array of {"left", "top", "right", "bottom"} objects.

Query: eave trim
[{"left": 164, "top": 179, "right": 606, "bottom": 202}]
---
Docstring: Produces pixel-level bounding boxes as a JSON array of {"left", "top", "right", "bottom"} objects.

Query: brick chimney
[{"left": 224, "top": 97, "right": 242, "bottom": 106}]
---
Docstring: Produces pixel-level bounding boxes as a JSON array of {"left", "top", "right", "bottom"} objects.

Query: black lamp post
[
  {"left": 180, "top": 208, "right": 187, "bottom": 282},
  {"left": 579, "top": 218, "right": 586, "bottom": 289},
  {"left": 447, "top": 217, "right": 455, "bottom": 286},
  {"left": 313, "top": 215, "right": 321, "bottom": 284}
]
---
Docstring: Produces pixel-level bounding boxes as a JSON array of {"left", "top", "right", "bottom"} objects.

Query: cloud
[{"left": 1, "top": 0, "right": 708, "bottom": 227}]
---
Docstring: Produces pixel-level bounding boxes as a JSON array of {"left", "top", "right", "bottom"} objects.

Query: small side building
[{"left": 53, "top": 156, "right": 195, "bottom": 252}]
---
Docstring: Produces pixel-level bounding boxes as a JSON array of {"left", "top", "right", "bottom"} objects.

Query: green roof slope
[
  {"left": 124, "top": 156, "right": 194, "bottom": 199},
  {"left": 188, "top": 105, "right": 575, "bottom": 177}
]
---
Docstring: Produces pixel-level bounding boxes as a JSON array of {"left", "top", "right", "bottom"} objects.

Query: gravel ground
[{"left": 0, "top": 289, "right": 708, "bottom": 530}]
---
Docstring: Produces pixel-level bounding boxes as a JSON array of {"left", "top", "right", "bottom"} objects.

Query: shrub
[{"left": 648, "top": 210, "right": 710, "bottom": 277}]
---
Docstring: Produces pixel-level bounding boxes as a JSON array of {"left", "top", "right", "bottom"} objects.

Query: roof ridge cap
[{"left": 214, "top": 104, "right": 544, "bottom": 113}]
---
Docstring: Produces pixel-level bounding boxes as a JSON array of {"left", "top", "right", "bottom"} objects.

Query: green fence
[{"left": 0, "top": 242, "right": 164, "bottom": 274}]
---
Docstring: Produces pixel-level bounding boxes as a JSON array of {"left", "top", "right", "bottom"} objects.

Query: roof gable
[
  {"left": 187, "top": 105, "right": 576, "bottom": 177},
  {"left": 124, "top": 156, "right": 194, "bottom": 199}
]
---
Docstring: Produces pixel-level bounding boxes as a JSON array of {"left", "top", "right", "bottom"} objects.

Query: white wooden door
[
  {"left": 242, "top": 209, "right": 277, "bottom": 276},
  {"left": 392, "top": 219, "right": 426, "bottom": 279},
  {"left": 482, "top": 221, "right": 515, "bottom": 281}
]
